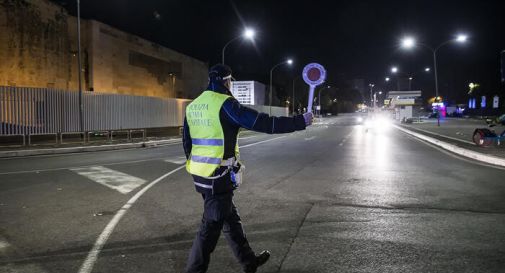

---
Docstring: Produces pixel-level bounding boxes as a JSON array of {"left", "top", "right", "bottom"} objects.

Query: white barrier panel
[{"left": 0, "top": 86, "right": 190, "bottom": 135}]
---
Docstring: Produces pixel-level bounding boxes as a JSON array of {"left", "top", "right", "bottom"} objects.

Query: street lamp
[
  {"left": 269, "top": 59, "right": 293, "bottom": 115},
  {"left": 401, "top": 34, "right": 468, "bottom": 126},
  {"left": 456, "top": 34, "right": 468, "bottom": 43},
  {"left": 76, "top": 0, "right": 84, "bottom": 136},
  {"left": 391, "top": 66, "right": 400, "bottom": 90},
  {"left": 425, "top": 67, "right": 431, "bottom": 72},
  {"left": 400, "top": 34, "right": 468, "bottom": 98},
  {"left": 373, "top": 90, "right": 382, "bottom": 109},
  {"left": 385, "top": 77, "right": 390, "bottom": 82},
  {"left": 222, "top": 28, "right": 256, "bottom": 65},
  {"left": 369, "top": 83, "right": 375, "bottom": 108}
]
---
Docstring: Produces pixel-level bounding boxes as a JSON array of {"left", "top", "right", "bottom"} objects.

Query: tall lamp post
[
  {"left": 76, "top": 0, "right": 84, "bottom": 137},
  {"left": 390, "top": 67, "right": 431, "bottom": 90},
  {"left": 390, "top": 66, "right": 401, "bottom": 90},
  {"left": 401, "top": 34, "right": 467, "bottom": 126},
  {"left": 400, "top": 35, "right": 468, "bottom": 99},
  {"left": 269, "top": 59, "right": 293, "bottom": 115},
  {"left": 291, "top": 76, "right": 301, "bottom": 115},
  {"left": 368, "top": 83, "right": 375, "bottom": 109},
  {"left": 222, "top": 28, "right": 255, "bottom": 65}
]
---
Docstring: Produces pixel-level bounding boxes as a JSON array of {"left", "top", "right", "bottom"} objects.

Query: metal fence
[{"left": 0, "top": 86, "right": 190, "bottom": 136}]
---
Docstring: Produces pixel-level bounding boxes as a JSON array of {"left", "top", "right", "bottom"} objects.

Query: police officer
[{"left": 183, "top": 64, "right": 313, "bottom": 273}]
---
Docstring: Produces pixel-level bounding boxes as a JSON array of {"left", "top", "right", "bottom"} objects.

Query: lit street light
[
  {"left": 269, "top": 59, "right": 293, "bottom": 115},
  {"left": 385, "top": 77, "right": 390, "bottom": 82},
  {"left": 390, "top": 67, "right": 431, "bottom": 90},
  {"left": 401, "top": 34, "right": 468, "bottom": 126},
  {"left": 456, "top": 34, "right": 468, "bottom": 43},
  {"left": 222, "top": 28, "right": 256, "bottom": 65},
  {"left": 401, "top": 37, "right": 415, "bottom": 48},
  {"left": 400, "top": 33, "right": 468, "bottom": 98},
  {"left": 391, "top": 67, "right": 400, "bottom": 90}
]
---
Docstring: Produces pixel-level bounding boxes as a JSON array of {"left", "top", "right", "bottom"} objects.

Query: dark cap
[{"left": 209, "top": 64, "right": 232, "bottom": 81}]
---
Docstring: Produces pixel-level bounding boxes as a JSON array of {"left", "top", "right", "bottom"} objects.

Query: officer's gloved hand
[{"left": 303, "top": 112, "right": 314, "bottom": 126}]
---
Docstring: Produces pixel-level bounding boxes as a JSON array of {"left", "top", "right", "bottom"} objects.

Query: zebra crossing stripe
[
  {"left": 164, "top": 156, "right": 187, "bottom": 165},
  {"left": 71, "top": 166, "right": 147, "bottom": 194}
]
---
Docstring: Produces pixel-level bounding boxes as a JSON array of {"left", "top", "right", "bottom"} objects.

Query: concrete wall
[
  {"left": 0, "top": 0, "right": 73, "bottom": 89},
  {"left": 88, "top": 20, "right": 208, "bottom": 98},
  {"left": 0, "top": 0, "right": 208, "bottom": 99}
]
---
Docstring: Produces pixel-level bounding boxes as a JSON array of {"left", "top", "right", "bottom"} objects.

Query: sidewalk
[
  {"left": 0, "top": 136, "right": 182, "bottom": 158},
  {"left": 0, "top": 130, "right": 260, "bottom": 158},
  {"left": 398, "top": 117, "right": 505, "bottom": 164}
]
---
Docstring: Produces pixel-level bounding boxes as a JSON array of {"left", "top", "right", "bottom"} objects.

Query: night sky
[{"left": 54, "top": 0, "right": 505, "bottom": 103}]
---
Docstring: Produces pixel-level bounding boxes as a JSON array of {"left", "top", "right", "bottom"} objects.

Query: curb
[
  {"left": 0, "top": 139, "right": 181, "bottom": 159},
  {"left": 393, "top": 125, "right": 505, "bottom": 168}
]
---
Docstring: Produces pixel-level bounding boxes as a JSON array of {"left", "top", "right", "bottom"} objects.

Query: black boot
[{"left": 244, "top": 250, "right": 270, "bottom": 273}]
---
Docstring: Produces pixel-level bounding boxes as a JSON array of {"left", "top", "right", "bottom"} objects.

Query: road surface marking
[
  {"left": 0, "top": 240, "right": 10, "bottom": 250},
  {"left": 70, "top": 166, "right": 147, "bottom": 194},
  {"left": 238, "top": 135, "right": 259, "bottom": 140},
  {"left": 339, "top": 129, "right": 354, "bottom": 146},
  {"left": 78, "top": 135, "right": 287, "bottom": 273},
  {"left": 240, "top": 136, "right": 286, "bottom": 148},
  {"left": 77, "top": 165, "right": 186, "bottom": 273},
  {"left": 164, "top": 156, "right": 187, "bottom": 164},
  {"left": 304, "top": 136, "right": 316, "bottom": 141}
]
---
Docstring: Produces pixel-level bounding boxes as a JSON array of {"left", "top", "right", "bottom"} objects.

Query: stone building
[{"left": 0, "top": 0, "right": 208, "bottom": 99}]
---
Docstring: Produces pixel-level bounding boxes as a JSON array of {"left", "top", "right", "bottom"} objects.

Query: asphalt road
[{"left": 1, "top": 114, "right": 505, "bottom": 273}]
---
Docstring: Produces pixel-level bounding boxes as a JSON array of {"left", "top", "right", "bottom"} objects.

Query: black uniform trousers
[{"left": 186, "top": 192, "right": 256, "bottom": 273}]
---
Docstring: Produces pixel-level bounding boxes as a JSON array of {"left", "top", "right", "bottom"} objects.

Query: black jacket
[{"left": 183, "top": 82, "right": 307, "bottom": 194}]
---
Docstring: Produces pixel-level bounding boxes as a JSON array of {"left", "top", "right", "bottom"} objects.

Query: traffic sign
[{"left": 302, "top": 63, "right": 326, "bottom": 112}]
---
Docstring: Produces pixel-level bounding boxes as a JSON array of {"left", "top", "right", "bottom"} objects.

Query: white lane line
[
  {"left": 240, "top": 136, "right": 286, "bottom": 148},
  {"left": 304, "top": 136, "right": 316, "bottom": 141},
  {"left": 164, "top": 156, "right": 187, "bottom": 165},
  {"left": 0, "top": 240, "right": 10, "bottom": 250},
  {"left": 238, "top": 135, "right": 259, "bottom": 140},
  {"left": 338, "top": 129, "right": 354, "bottom": 146},
  {"left": 71, "top": 166, "right": 147, "bottom": 194},
  {"left": 77, "top": 165, "right": 186, "bottom": 273},
  {"left": 78, "top": 135, "right": 288, "bottom": 273}
]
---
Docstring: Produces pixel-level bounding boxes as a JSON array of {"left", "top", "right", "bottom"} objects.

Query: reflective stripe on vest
[{"left": 186, "top": 91, "right": 235, "bottom": 177}]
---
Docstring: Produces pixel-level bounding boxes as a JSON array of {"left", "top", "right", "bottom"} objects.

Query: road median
[{"left": 394, "top": 124, "right": 505, "bottom": 168}]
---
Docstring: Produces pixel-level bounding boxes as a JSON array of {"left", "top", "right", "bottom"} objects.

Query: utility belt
[{"left": 198, "top": 157, "right": 244, "bottom": 189}]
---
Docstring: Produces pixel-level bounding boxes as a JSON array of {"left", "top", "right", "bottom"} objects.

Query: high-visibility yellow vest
[{"left": 186, "top": 90, "right": 238, "bottom": 177}]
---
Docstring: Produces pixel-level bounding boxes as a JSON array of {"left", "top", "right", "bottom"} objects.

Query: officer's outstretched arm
[{"left": 221, "top": 98, "right": 308, "bottom": 134}]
